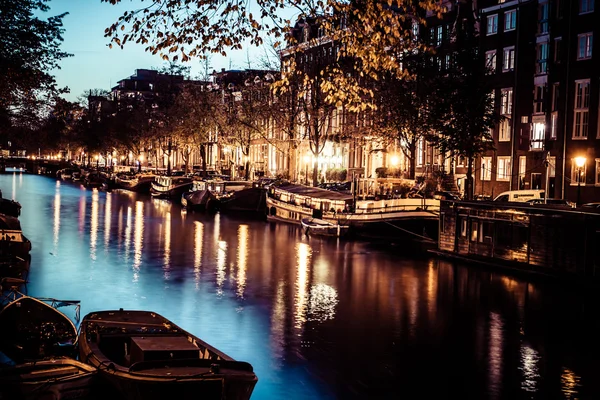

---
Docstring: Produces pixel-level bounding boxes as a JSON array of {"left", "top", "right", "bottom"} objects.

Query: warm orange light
[{"left": 575, "top": 156, "right": 586, "bottom": 168}]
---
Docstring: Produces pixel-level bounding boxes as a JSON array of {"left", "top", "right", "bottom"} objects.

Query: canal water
[{"left": 2, "top": 170, "right": 600, "bottom": 399}]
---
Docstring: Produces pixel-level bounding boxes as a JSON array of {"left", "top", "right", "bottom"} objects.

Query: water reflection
[
  {"left": 236, "top": 225, "right": 248, "bottom": 298},
  {"left": 2, "top": 173, "right": 598, "bottom": 400},
  {"left": 193, "top": 221, "right": 204, "bottom": 288},
  {"left": 294, "top": 242, "right": 311, "bottom": 331}
]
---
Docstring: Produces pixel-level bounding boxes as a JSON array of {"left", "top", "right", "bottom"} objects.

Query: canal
[{"left": 3, "top": 170, "right": 600, "bottom": 399}]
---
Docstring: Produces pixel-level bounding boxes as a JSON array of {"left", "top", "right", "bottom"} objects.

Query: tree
[
  {"left": 0, "top": 0, "right": 71, "bottom": 127},
  {"left": 432, "top": 3, "right": 501, "bottom": 200},
  {"left": 103, "top": 0, "right": 444, "bottom": 108}
]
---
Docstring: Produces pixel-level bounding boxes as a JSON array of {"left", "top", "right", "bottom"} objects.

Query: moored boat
[
  {"left": 150, "top": 175, "right": 193, "bottom": 199},
  {"left": 0, "top": 296, "right": 78, "bottom": 363},
  {"left": 0, "top": 214, "right": 31, "bottom": 259},
  {"left": 0, "top": 198, "right": 22, "bottom": 218},
  {"left": 266, "top": 182, "right": 439, "bottom": 243},
  {"left": 0, "top": 357, "right": 97, "bottom": 400},
  {"left": 114, "top": 172, "right": 156, "bottom": 194},
  {"left": 301, "top": 217, "right": 349, "bottom": 238},
  {"left": 78, "top": 309, "right": 258, "bottom": 400}
]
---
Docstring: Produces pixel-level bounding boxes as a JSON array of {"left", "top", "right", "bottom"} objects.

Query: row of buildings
[{"left": 88, "top": 0, "right": 598, "bottom": 204}]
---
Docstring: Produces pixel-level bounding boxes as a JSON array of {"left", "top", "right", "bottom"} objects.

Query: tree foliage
[
  {"left": 0, "top": 0, "right": 71, "bottom": 126},
  {"left": 103, "top": 0, "right": 443, "bottom": 108}
]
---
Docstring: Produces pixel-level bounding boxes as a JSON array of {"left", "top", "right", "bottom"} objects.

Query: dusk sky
[{"left": 48, "top": 0, "right": 268, "bottom": 103}]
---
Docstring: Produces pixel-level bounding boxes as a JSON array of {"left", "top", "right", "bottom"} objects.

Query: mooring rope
[{"left": 384, "top": 221, "right": 436, "bottom": 243}]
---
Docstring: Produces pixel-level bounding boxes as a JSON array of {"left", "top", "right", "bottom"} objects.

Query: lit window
[
  {"left": 485, "top": 50, "right": 497, "bottom": 73},
  {"left": 580, "top": 0, "right": 595, "bottom": 13},
  {"left": 573, "top": 80, "right": 590, "bottom": 139},
  {"left": 497, "top": 157, "right": 511, "bottom": 181},
  {"left": 499, "top": 118, "right": 511, "bottom": 141},
  {"left": 503, "top": 46, "right": 515, "bottom": 71},
  {"left": 577, "top": 33, "right": 593, "bottom": 60},
  {"left": 550, "top": 112, "right": 558, "bottom": 139},
  {"left": 518, "top": 156, "right": 527, "bottom": 189},
  {"left": 531, "top": 123, "right": 545, "bottom": 150},
  {"left": 481, "top": 157, "right": 492, "bottom": 181},
  {"left": 487, "top": 15, "right": 498, "bottom": 35},
  {"left": 596, "top": 159, "right": 600, "bottom": 185},
  {"left": 571, "top": 159, "right": 586, "bottom": 185},
  {"left": 501, "top": 88, "right": 513, "bottom": 115},
  {"left": 504, "top": 10, "right": 516, "bottom": 31}
]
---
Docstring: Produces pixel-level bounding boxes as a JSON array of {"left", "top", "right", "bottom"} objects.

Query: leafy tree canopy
[
  {"left": 103, "top": 0, "right": 443, "bottom": 108},
  {"left": 0, "top": 0, "right": 72, "bottom": 125}
]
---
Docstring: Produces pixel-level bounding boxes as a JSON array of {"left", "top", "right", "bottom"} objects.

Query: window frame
[
  {"left": 502, "top": 46, "right": 515, "bottom": 72},
  {"left": 501, "top": 88, "right": 514, "bottom": 116},
  {"left": 504, "top": 10, "right": 517, "bottom": 32},
  {"left": 485, "top": 50, "right": 497, "bottom": 73},
  {"left": 497, "top": 156, "right": 511, "bottom": 181},
  {"left": 577, "top": 33, "right": 593, "bottom": 60},
  {"left": 571, "top": 159, "right": 587, "bottom": 186},
  {"left": 580, "top": 0, "right": 595, "bottom": 14},
  {"left": 573, "top": 79, "right": 590, "bottom": 139},
  {"left": 487, "top": 14, "right": 498, "bottom": 35},
  {"left": 499, "top": 118, "right": 511, "bottom": 142},
  {"left": 481, "top": 156, "right": 492, "bottom": 181}
]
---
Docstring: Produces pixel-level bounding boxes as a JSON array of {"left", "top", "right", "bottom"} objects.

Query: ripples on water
[{"left": 3, "top": 170, "right": 600, "bottom": 399}]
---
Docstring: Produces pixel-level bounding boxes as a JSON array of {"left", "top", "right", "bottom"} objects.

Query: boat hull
[
  {"left": 218, "top": 187, "right": 267, "bottom": 213},
  {"left": 151, "top": 181, "right": 193, "bottom": 199},
  {"left": 0, "top": 357, "right": 97, "bottom": 400},
  {"left": 301, "top": 218, "right": 349, "bottom": 238},
  {"left": 78, "top": 309, "right": 257, "bottom": 400}
]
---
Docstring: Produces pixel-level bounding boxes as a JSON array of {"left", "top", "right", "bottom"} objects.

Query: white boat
[
  {"left": 114, "top": 173, "right": 156, "bottom": 193},
  {"left": 150, "top": 174, "right": 193, "bottom": 199},
  {"left": 266, "top": 183, "right": 440, "bottom": 243},
  {"left": 301, "top": 217, "right": 349, "bottom": 237}
]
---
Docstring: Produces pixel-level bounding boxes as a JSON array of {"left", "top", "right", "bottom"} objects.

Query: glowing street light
[
  {"left": 303, "top": 154, "right": 311, "bottom": 185},
  {"left": 575, "top": 156, "right": 586, "bottom": 206}
]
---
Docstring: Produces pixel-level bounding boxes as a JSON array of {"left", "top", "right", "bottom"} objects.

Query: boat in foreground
[
  {"left": 150, "top": 175, "right": 193, "bottom": 199},
  {"left": 301, "top": 217, "right": 349, "bottom": 238},
  {"left": 0, "top": 295, "right": 78, "bottom": 363},
  {"left": 0, "top": 214, "right": 31, "bottom": 259},
  {"left": 0, "top": 357, "right": 97, "bottom": 400},
  {"left": 78, "top": 309, "right": 258, "bottom": 400}
]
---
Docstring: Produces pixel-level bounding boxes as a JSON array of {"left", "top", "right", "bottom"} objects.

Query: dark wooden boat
[
  {"left": 150, "top": 175, "right": 193, "bottom": 199},
  {"left": 0, "top": 296, "right": 78, "bottom": 363},
  {"left": 0, "top": 357, "right": 97, "bottom": 400},
  {"left": 78, "top": 309, "right": 258, "bottom": 400},
  {"left": 181, "top": 189, "right": 218, "bottom": 211},
  {"left": 0, "top": 197, "right": 22, "bottom": 218},
  {"left": 0, "top": 214, "right": 31, "bottom": 262},
  {"left": 301, "top": 217, "right": 350, "bottom": 238},
  {"left": 114, "top": 173, "right": 156, "bottom": 194}
]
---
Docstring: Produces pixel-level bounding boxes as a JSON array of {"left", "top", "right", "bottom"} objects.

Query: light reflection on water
[{"left": 3, "top": 170, "right": 599, "bottom": 399}]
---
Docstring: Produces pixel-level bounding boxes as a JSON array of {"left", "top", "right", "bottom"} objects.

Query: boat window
[
  {"left": 460, "top": 217, "right": 468, "bottom": 237},
  {"left": 479, "top": 222, "right": 493, "bottom": 244},
  {"left": 440, "top": 213, "right": 445, "bottom": 233},
  {"left": 471, "top": 221, "right": 479, "bottom": 242}
]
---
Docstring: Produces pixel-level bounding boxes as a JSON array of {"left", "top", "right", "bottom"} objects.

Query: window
[
  {"left": 519, "top": 156, "right": 527, "bottom": 189},
  {"left": 538, "top": 2, "right": 549, "bottom": 34},
  {"left": 550, "top": 112, "right": 558, "bottom": 139},
  {"left": 533, "top": 85, "right": 545, "bottom": 114},
  {"left": 412, "top": 21, "right": 419, "bottom": 41},
  {"left": 554, "top": 37, "right": 562, "bottom": 62},
  {"left": 501, "top": 88, "right": 513, "bottom": 115},
  {"left": 471, "top": 221, "right": 479, "bottom": 242},
  {"left": 504, "top": 10, "right": 516, "bottom": 31},
  {"left": 596, "top": 159, "right": 600, "bottom": 185},
  {"left": 531, "top": 123, "right": 545, "bottom": 150},
  {"left": 503, "top": 47, "right": 515, "bottom": 71},
  {"left": 580, "top": 0, "right": 595, "bottom": 13},
  {"left": 536, "top": 42, "right": 548, "bottom": 74},
  {"left": 460, "top": 217, "right": 467, "bottom": 237},
  {"left": 549, "top": 156, "right": 556, "bottom": 177},
  {"left": 485, "top": 50, "right": 497, "bottom": 73},
  {"left": 577, "top": 33, "right": 593, "bottom": 60},
  {"left": 481, "top": 157, "right": 492, "bottom": 181},
  {"left": 435, "top": 25, "right": 443, "bottom": 46},
  {"left": 497, "top": 157, "right": 511, "bottom": 181},
  {"left": 417, "top": 138, "right": 424, "bottom": 166},
  {"left": 487, "top": 14, "right": 498, "bottom": 35},
  {"left": 571, "top": 159, "right": 586, "bottom": 185},
  {"left": 573, "top": 80, "right": 590, "bottom": 139},
  {"left": 551, "top": 83, "right": 560, "bottom": 111},
  {"left": 499, "top": 118, "right": 511, "bottom": 141}
]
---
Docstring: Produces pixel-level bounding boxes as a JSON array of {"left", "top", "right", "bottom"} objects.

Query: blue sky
[{"left": 48, "top": 0, "right": 270, "bottom": 103}]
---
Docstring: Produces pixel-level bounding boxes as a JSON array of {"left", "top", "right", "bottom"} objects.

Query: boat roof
[{"left": 273, "top": 183, "right": 353, "bottom": 201}]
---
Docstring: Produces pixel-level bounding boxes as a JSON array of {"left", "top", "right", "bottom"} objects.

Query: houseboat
[
  {"left": 114, "top": 172, "right": 156, "bottom": 194},
  {"left": 433, "top": 200, "right": 600, "bottom": 281},
  {"left": 150, "top": 174, "right": 193, "bottom": 199},
  {"left": 266, "top": 183, "right": 440, "bottom": 243}
]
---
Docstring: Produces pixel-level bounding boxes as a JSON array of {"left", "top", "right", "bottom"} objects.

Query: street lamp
[
  {"left": 575, "top": 156, "right": 586, "bottom": 206},
  {"left": 138, "top": 154, "right": 144, "bottom": 172}
]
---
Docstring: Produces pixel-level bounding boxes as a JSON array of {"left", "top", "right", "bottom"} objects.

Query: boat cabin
[{"left": 438, "top": 200, "right": 600, "bottom": 279}]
